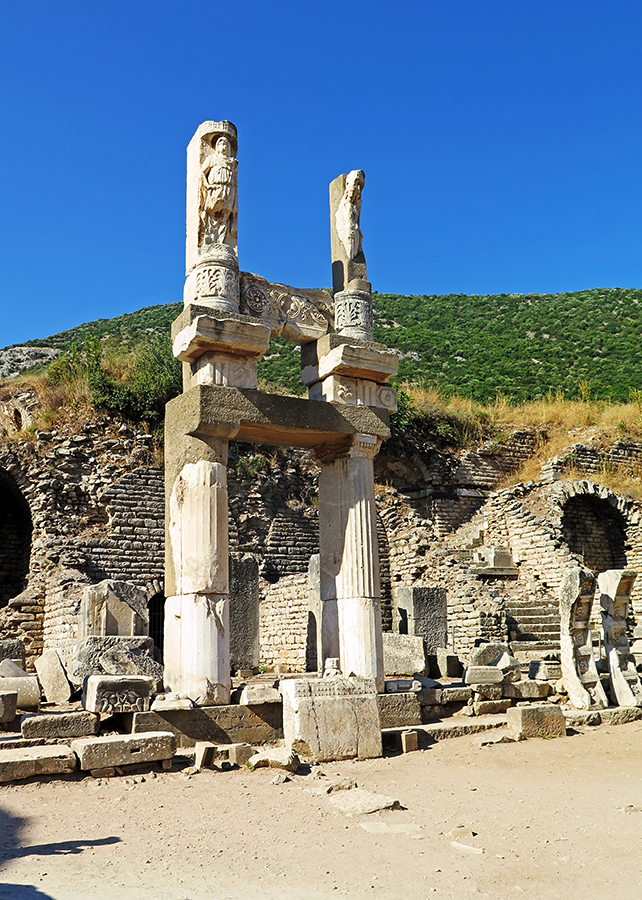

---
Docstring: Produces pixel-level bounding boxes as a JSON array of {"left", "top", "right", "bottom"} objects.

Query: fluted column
[{"left": 318, "top": 433, "right": 384, "bottom": 691}]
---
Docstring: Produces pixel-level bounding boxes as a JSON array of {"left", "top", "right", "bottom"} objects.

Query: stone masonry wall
[{"left": 258, "top": 573, "right": 311, "bottom": 672}]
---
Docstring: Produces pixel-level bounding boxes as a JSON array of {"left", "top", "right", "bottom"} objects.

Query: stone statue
[
  {"left": 335, "top": 169, "right": 365, "bottom": 260},
  {"left": 199, "top": 133, "right": 238, "bottom": 247}
]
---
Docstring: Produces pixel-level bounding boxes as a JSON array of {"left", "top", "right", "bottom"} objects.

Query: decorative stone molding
[
  {"left": 334, "top": 289, "right": 374, "bottom": 342},
  {"left": 309, "top": 375, "right": 397, "bottom": 412},
  {"left": 239, "top": 272, "right": 332, "bottom": 342}
]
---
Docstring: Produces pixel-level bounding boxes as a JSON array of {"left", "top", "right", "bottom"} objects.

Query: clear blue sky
[{"left": 1, "top": 1, "right": 642, "bottom": 347}]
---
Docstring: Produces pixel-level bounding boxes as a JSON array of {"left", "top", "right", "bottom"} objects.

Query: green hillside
[{"left": 12, "top": 287, "right": 642, "bottom": 404}]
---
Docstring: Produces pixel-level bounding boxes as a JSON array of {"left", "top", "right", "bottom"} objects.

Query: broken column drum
[{"left": 164, "top": 121, "right": 396, "bottom": 705}]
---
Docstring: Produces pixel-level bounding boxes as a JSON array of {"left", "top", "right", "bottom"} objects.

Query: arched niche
[{"left": 561, "top": 494, "right": 627, "bottom": 574}]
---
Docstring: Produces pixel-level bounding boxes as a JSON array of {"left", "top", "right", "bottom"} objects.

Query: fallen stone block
[
  {"left": 90, "top": 767, "right": 116, "bottom": 778},
  {"left": 71, "top": 731, "right": 176, "bottom": 770},
  {"left": 0, "top": 676, "right": 40, "bottom": 711},
  {"left": 131, "top": 703, "right": 283, "bottom": 748},
  {"left": 35, "top": 649, "right": 72, "bottom": 704},
  {"left": 441, "top": 686, "right": 472, "bottom": 704},
  {"left": 329, "top": 788, "right": 401, "bottom": 817},
  {"left": 435, "top": 649, "right": 461, "bottom": 678},
  {"left": 281, "top": 676, "right": 381, "bottom": 761},
  {"left": 472, "top": 699, "right": 512, "bottom": 716},
  {"left": 465, "top": 666, "right": 503, "bottom": 685},
  {"left": 468, "top": 643, "right": 510, "bottom": 667},
  {"left": 506, "top": 704, "right": 566, "bottom": 739},
  {"left": 0, "top": 745, "right": 76, "bottom": 783},
  {"left": 228, "top": 742, "right": 255, "bottom": 766},
  {"left": 417, "top": 688, "right": 442, "bottom": 706},
  {"left": 194, "top": 741, "right": 217, "bottom": 770},
  {"left": 81, "top": 579, "right": 149, "bottom": 638},
  {"left": 0, "top": 691, "right": 17, "bottom": 724},
  {"left": 470, "top": 683, "right": 502, "bottom": 700},
  {"left": 309, "top": 775, "right": 357, "bottom": 795},
  {"left": 378, "top": 692, "right": 422, "bottom": 728},
  {"left": 83, "top": 674, "right": 155, "bottom": 713},
  {"left": 151, "top": 693, "right": 193, "bottom": 712},
  {"left": 529, "top": 659, "right": 561, "bottom": 681},
  {"left": 20, "top": 711, "right": 100, "bottom": 740},
  {"left": 0, "top": 659, "right": 28, "bottom": 677},
  {"left": 247, "top": 746, "right": 299, "bottom": 772},
  {"left": 563, "top": 708, "right": 602, "bottom": 727},
  {"left": 66, "top": 636, "right": 157, "bottom": 688},
  {"left": 503, "top": 679, "right": 550, "bottom": 700},
  {"left": 400, "top": 730, "right": 418, "bottom": 753},
  {"left": 496, "top": 652, "right": 521, "bottom": 683},
  {"left": 382, "top": 633, "right": 427, "bottom": 676},
  {"left": 600, "top": 707, "right": 642, "bottom": 726},
  {"left": 238, "top": 684, "right": 281, "bottom": 705}
]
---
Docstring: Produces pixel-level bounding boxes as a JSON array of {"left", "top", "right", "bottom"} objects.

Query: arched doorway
[
  {"left": 0, "top": 469, "right": 32, "bottom": 607},
  {"left": 561, "top": 495, "right": 627, "bottom": 574}
]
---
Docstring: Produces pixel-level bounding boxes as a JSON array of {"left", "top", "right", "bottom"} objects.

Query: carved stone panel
[
  {"left": 239, "top": 272, "right": 333, "bottom": 342},
  {"left": 559, "top": 566, "right": 607, "bottom": 710},
  {"left": 598, "top": 569, "right": 642, "bottom": 707}
]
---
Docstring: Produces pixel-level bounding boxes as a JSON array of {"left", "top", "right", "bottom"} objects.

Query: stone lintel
[
  {"left": 165, "top": 384, "right": 390, "bottom": 451},
  {"left": 301, "top": 341, "right": 399, "bottom": 387},
  {"left": 173, "top": 315, "right": 271, "bottom": 363}
]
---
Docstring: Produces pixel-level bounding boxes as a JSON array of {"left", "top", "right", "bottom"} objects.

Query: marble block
[
  {"left": 83, "top": 674, "right": 155, "bottom": 714},
  {"left": 71, "top": 731, "right": 176, "bottom": 771}
]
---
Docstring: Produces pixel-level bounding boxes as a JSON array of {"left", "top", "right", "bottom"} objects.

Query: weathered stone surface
[
  {"left": 194, "top": 741, "right": 217, "bottom": 770},
  {"left": 20, "top": 711, "right": 100, "bottom": 740},
  {"left": 598, "top": 569, "right": 642, "bottom": 708},
  {"left": 229, "top": 554, "right": 260, "bottom": 674},
  {"left": 378, "top": 692, "right": 422, "bottom": 729},
  {"left": 495, "top": 652, "right": 521, "bottom": 682},
  {"left": 506, "top": 704, "right": 566, "bottom": 739},
  {"left": 281, "top": 676, "right": 381, "bottom": 762},
  {"left": 382, "top": 633, "right": 426, "bottom": 676},
  {"left": 71, "top": 731, "right": 176, "bottom": 770},
  {"left": 417, "top": 688, "right": 443, "bottom": 706},
  {"left": 0, "top": 692, "right": 17, "bottom": 724},
  {"left": 238, "top": 684, "right": 281, "bottom": 705},
  {"left": 99, "top": 645, "right": 163, "bottom": 689},
  {"left": 394, "top": 586, "right": 447, "bottom": 653},
  {"left": 329, "top": 788, "right": 401, "bottom": 817},
  {"left": 35, "top": 650, "right": 72, "bottom": 704},
  {"left": 227, "top": 742, "right": 255, "bottom": 766},
  {"left": 465, "top": 666, "right": 503, "bottom": 685},
  {"left": 247, "top": 747, "right": 299, "bottom": 772},
  {"left": 82, "top": 580, "right": 149, "bottom": 638},
  {"left": 468, "top": 643, "right": 510, "bottom": 667},
  {"left": 0, "top": 745, "right": 76, "bottom": 783},
  {"left": 66, "top": 636, "right": 157, "bottom": 688},
  {"left": 600, "top": 706, "right": 642, "bottom": 725},
  {"left": 83, "top": 674, "right": 155, "bottom": 714},
  {"left": 0, "top": 659, "right": 28, "bottom": 677},
  {"left": 503, "top": 680, "right": 550, "bottom": 700},
  {"left": 131, "top": 704, "right": 283, "bottom": 748},
  {"left": 0, "top": 676, "right": 39, "bottom": 711},
  {"left": 529, "top": 659, "right": 562, "bottom": 681},
  {"left": 563, "top": 708, "right": 602, "bottom": 727}
]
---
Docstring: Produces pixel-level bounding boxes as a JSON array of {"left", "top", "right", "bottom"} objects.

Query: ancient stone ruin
[{"left": 2, "top": 120, "right": 642, "bottom": 781}]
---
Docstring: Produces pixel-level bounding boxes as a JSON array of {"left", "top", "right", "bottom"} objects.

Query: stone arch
[
  {"left": 0, "top": 467, "right": 32, "bottom": 607},
  {"left": 557, "top": 482, "right": 628, "bottom": 575}
]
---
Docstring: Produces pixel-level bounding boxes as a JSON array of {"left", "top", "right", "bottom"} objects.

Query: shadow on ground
[{"left": 0, "top": 805, "right": 120, "bottom": 900}]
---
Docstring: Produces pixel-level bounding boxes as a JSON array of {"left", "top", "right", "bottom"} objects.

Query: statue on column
[
  {"left": 199, "top": 131, "right": 238, "bottom": 248},
  {"left": 335, "top": 169, "right": 365, "bottom": 260}
]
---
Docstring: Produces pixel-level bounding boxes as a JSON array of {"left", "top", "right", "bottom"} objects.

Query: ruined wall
[{"left": 258, "top": 573, "right": 312, "bottom": 672}]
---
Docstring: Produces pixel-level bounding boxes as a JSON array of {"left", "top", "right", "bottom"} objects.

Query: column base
[{"left": 164, "top": 594, "right": 230, "bottom": 706}]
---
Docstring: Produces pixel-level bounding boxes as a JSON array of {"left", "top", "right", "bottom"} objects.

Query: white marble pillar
[
  {"left": 164, "top": 453, "right": 230, "bottom": 705},
  {"left": 318, "top": 434, "right": 384, "bottom": 691}
]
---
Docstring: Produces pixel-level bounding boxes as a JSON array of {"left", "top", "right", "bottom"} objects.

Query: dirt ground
[{"left": 1, "top": 721, "right": 642, "bottom": 900}]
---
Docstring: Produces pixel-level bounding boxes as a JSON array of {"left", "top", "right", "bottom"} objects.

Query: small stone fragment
[
  {"left": 21, "top": 711, "right": 100, "bottom": 740},
  {"left": 90, "top": 767, "right": 116, "bottom": 778},
  {"left": 194, "top": 741, "right": 217, "bottom": 770},
  {"left": 0, "top": 691, "right": 17, "bottom": 724},
  {"left": 35, "top": 649, "right": 72, "bottom": 704},
  {"left": 270, "top": 772, "right": 289, "bottom": 784},
  {"left": 228, "top": 743, "right": 255, "bottom": 767},
  {"left": 329, "top": 788, "right": 401, "bottom": 817},
  {"left": 247, "top": 747, "right": 300, "bottom": 772},
  {"left": 400, "top": 730, "right": 418, "bottom": 753}
]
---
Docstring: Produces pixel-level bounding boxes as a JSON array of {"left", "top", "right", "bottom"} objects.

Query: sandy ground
[{"left": 1, "top": 721, "right": 642, "bottom": 900}]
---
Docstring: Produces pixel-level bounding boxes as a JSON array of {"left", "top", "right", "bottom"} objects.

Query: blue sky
[{"left": 1, "top": 1, "right": 642, "bottom": 346}]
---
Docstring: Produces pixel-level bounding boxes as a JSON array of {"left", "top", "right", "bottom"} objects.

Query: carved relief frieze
[{"left": 239, "top": 272, "right": 333, "bottom": 342}]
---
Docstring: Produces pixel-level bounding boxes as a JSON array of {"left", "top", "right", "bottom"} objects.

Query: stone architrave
[
  {"left": 598, "top": 569, "right": 642, "bottom": 707},
  {"left": 318, "top": 433, "right": 385, "bottom": 691},
  {"left": 185, "top": 121, "right": 240, "bottom": 314},
  {"left": 559, "top": 566, "right": 607, "bottom": 710},
  {"left": 81, "top": 580, "right": 149, "bottom": 638},
  {"left": 281, "top": 676, "right": 382, "bottom": 761}
]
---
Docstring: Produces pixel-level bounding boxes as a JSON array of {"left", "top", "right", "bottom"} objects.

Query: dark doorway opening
[
  {"left": 148, "top": 593, "right": 165, "bottom": 660},
  {"left": 562, "top": 495, "right": 627, "bottom": 574},
  {"left": 0, "top": 470, "right": 32, "bottom": 607}
]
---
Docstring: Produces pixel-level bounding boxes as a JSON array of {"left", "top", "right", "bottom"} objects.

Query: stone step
[
  {"left": 382, "top": 714, "right": 508, "bottom": 748},
  {"left": 510, "top": 640, "right": 560, "bottom": 652}
]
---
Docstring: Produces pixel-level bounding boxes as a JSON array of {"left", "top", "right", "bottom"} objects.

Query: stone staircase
[{"left": 505, "top": 596, "right": 561, "bottom": 645}]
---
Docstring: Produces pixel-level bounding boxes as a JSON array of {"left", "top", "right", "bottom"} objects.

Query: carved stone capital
[{"left": 334, "top": 289, "right": 374, "bottom": 342}]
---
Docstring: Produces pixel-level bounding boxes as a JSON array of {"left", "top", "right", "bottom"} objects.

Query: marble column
[{"left": 318, "top": 434, "right": 384, "bottom": 691}]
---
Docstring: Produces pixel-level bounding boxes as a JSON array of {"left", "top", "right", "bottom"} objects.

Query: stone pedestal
[{"left": 318, "top": 435, "right": 384, "bottom": 691}]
